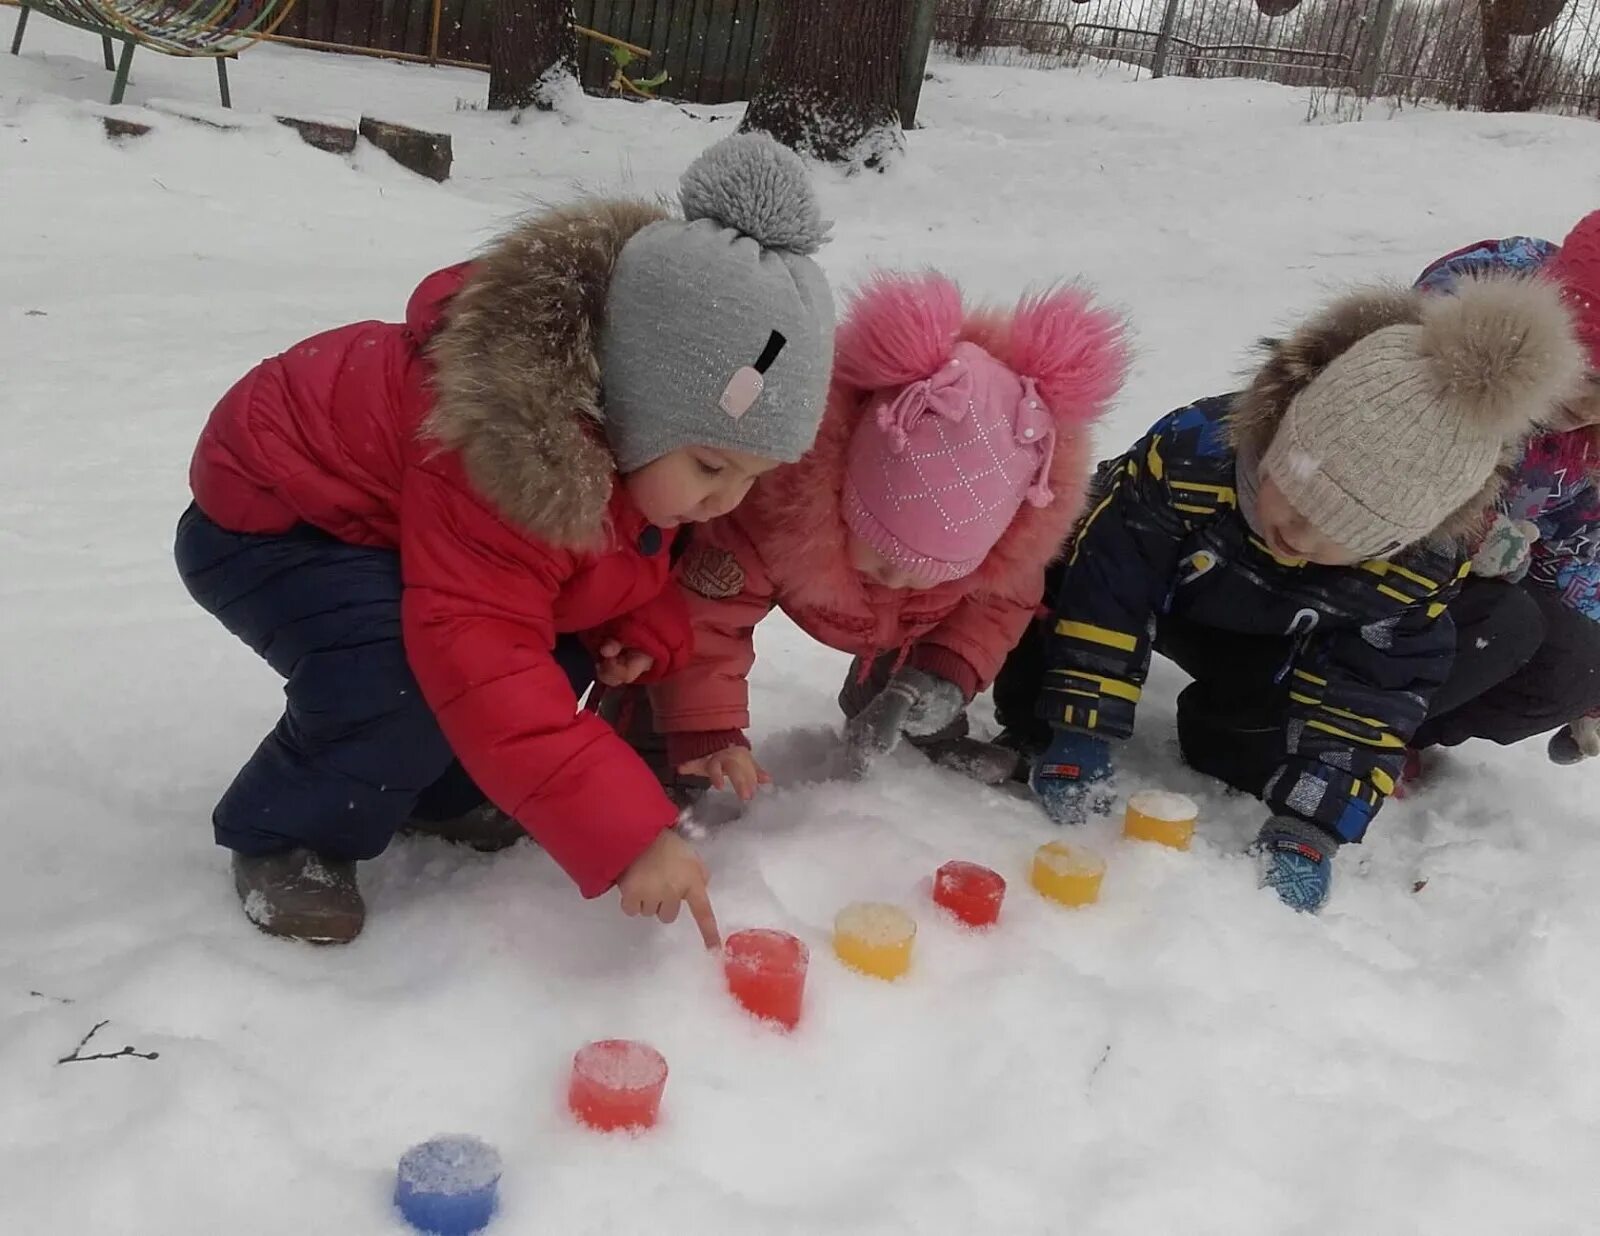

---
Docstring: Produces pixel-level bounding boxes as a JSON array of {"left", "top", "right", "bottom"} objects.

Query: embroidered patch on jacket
[{"left": 680, "top": 545, "right": 746, "bottom": 599}]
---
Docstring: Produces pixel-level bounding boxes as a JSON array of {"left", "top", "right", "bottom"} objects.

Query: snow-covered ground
[{"left": 5, "top": 18, "right": 1600, "bottom": 1234}]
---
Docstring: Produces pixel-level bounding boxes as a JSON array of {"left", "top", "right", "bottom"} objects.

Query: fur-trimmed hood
[
  {"left": 743, "top": 275, "right": 1126, "bottom": 615},
  {"left": 1228, "top": 276, "right": 1586, "bottom": 547},
  {"left": 423, "top": 199, "right": 669, "bottom": 549},
  {"left": 747, "top": 368, "right": 1090, "bottom": 616}
]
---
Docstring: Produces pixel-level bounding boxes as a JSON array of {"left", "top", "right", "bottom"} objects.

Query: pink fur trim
[
  {"left": 1008, "top": 285, "right": 1130, "bottom": 428},
  {"left": 747, "top": 280, "right": 1125, "bottom": 620},
  {"left": 833, "top": 271, "right": 964, "bottom": 390}
]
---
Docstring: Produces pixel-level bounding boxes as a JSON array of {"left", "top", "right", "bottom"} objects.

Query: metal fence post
[
  {"left": 1358, "top": 0, "right": 1398, "bottom": 97},
  {"left": 900, "top": 0, "right": 941, "bottom": 128},
  {"left": 1151, "top": 0, "right": 1184, "bottom": 79}
]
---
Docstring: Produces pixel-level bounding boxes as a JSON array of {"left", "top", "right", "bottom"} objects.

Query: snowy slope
[{"left": 5, "top": 19, "right": 1600, "bottom": 1234}]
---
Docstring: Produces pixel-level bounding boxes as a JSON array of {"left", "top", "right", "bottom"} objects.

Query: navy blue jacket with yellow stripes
[{"left": 1040, "top": 395, "right": 1467, "bottom": 844}]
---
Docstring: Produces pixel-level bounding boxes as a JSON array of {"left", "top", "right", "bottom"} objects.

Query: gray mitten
[
  {"left": 1549, "top": 715, "right": 1600, "bottom": 765},
  {"left": 899, "top": 668, "right": 967, "bottom": 737},
  {"left": 843, "top": 669, "right": 964, "bottom": 777}
]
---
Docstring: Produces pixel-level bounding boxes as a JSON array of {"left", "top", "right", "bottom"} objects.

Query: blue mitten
[
  {"left": 1028, "top": 730, "right": 1113, "bottom": 826},
  {"left": 1254, "top": 816, "right": 1336, "bottom": 913}
]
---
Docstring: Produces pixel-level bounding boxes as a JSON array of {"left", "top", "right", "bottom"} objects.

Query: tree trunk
[
  {"left": 958, "top": 0, "right": 998, "bottom": 59},
  {"left": 1472, "top": 0, "right": 1523, "bottom": 111},
  {"left": 489, "top": 0, "right": 578, "bottom": 111},
  {"left": 1501, "top": 0, "right": 1566, "bottom": 36},
  {"left": 740, "top": 0, "right": 914, "bottom": 167}
]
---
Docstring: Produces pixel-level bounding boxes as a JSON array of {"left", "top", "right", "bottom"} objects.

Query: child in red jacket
[
  {"left": 609, "top": 271, "right": 1126, "bottom": 799},
  {"left": 176, "top": 135, "right": 835, "bottom": 945}
]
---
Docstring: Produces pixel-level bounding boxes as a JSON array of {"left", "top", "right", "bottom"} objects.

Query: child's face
[
  {"left": 1255, "top": 472, "right": 1364, "bottom": 566},
  {"left": 624, "top": 446, "right": 781, "bottom": 528},
  {"left": 847, "top": 534, "right": 935, "bottom": 590}
]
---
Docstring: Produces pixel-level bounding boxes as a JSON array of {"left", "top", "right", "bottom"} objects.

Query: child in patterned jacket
[{"left": 1405, "top": 210, "right": 1600, "bottom": 771}]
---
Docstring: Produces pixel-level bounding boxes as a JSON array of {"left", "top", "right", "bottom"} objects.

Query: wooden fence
[{"left": 275, "top": 0, "right": 778, "bottom": 103}]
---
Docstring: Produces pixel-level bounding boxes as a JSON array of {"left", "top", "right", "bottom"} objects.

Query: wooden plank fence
[{"left": 274, "top": 0, "right": 779, "bottom": 102}]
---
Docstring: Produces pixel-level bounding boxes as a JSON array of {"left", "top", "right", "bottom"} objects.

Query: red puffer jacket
[{"left": 189, "top": 199, "right": 691, "bottom": 898}]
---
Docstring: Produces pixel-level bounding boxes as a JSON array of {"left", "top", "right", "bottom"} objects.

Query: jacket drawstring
[
  {"left": 1275, "top": 608, "right": 1321, "bottom": 684},
  {"left": 585, "top": 682, "right": 639, "bottom": 740}
]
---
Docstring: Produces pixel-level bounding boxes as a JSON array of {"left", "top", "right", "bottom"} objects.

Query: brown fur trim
[
  {"left": 1566, "top": 379, "right": 1600, "bottom": 472},
  {"left": 423, "top": 199, "right": 669, "bottom": 548},
  {"left": 1227, "top": 284, "right": 1424, "bottom": 466}
]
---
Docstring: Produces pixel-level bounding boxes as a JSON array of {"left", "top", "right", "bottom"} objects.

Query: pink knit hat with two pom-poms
[{"left": 837, "top": 272, "right": 1128, "bottom": 585}]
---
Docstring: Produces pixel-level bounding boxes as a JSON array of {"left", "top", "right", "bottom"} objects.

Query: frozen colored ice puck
[
  {"left": 1030, "top": 841, "right": 1105, "bottom": 907},
  {"left": 394, "top": 1135, "right": 502, "bottom": 1235},
  {"left": 832, "top": 902, "right": 916, "bottom": 980},
  {"left": 568, "top": 1039, "right": 669, "bottom": 1132},
  {"left": 1123, "top": 790, "right": 1197, "bottom": 850},
  {"left": 724, "top": 929, "right": 809, "bottom": 1030},
  {"left": 932, "top": 861, "right": 1007, "bottom": 927}
]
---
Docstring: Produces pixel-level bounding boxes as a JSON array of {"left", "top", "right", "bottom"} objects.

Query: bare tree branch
[{"left": 57, "top": 1020, "right": 160, "bottom": 1065}]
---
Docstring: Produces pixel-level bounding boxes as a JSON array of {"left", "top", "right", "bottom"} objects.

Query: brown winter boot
[
  {"left": 400, "top": 803, "right": 526, "bottom": 852},
  {"left": 919, "top": 735, "right": 1025, "bottom": 785},
  {"left": 232, "top": 849, "right": 365, "bottom": 945}
]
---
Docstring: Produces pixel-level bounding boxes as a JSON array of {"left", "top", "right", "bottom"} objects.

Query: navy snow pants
[{"left": 175, "top": 504, "right": 593, "bottom": 859}]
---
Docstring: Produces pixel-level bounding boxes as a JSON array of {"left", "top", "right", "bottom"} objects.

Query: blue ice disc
[{"left": 394, "top": 1135, "right": 502, "bottom": 1235}]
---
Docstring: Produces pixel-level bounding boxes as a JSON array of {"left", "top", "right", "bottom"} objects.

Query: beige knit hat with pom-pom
[{"left": 1262, "top": 273, "right": 1588, "bottom": 559}]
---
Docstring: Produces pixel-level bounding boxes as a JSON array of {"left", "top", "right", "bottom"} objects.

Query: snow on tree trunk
[
  {"left": 740, "top": 0, "right": 914, "bottom": 169},
  {"left": 489, "top": 0, "right": 578, "bottom": 112}
]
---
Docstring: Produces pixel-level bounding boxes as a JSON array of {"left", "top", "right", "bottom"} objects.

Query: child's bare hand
[
  {"left": 678, "top": 747, "right": 771, "bottom": 801},
  {"left": 595, "top": 639, "right": 655, "bottom": 686},
  {"left": 617, "top": 831, "right": 720, "bottom": 948}
]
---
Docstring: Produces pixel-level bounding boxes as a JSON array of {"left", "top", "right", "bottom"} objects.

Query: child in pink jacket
[{"left": 625, "top": 271, "right": 1128, "bottom": 797}]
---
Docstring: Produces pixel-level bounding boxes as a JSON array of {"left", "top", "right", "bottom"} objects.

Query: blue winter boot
[{"left": 1254, "top": 816, "right": 1335, "bottom": 913}]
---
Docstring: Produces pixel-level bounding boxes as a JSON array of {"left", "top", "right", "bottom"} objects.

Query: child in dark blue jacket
[{"left": 992, "top": 274, "right": 1587, "bottom": 912}]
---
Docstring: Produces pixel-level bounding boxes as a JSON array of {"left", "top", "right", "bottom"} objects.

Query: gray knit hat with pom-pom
[{"left": 600, "top": 132, "right": 835, "bottom": 471}]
